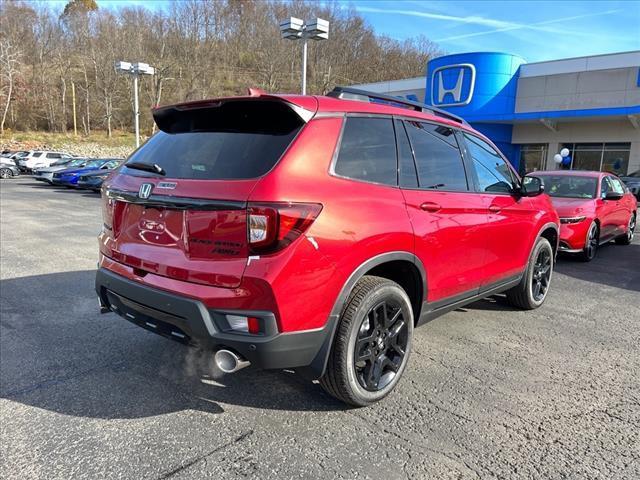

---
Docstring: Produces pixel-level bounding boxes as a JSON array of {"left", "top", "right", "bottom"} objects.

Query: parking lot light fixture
[
  {"left": 115, "top": 60, "right": 156, "bottom": 148},
  {"left": 279, "top": 17, "right": 329, "bottom": 95}
]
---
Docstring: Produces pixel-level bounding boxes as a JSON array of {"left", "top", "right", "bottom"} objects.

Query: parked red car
[
  {"left": 96, "top": 87, "right": 559, "bottom": 406},
  {"left": 531, "top": 171, "right": 636, "bottom": 261}
]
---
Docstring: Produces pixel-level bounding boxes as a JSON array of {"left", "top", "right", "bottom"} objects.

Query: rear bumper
[{"left": 95, "top": 267, "right": 329, "bottom": 376}]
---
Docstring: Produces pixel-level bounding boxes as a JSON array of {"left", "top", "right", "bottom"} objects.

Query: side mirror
[
  {"left": 604, "top": 191, "right": 623, "bottom": 201},
  {"left": 520, "top": 176, "right": 545, "bottom": 197}
]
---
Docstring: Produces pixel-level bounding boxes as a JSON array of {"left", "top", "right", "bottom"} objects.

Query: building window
[
  {"left": 560, "top": 143, "right": 631, "bottom": 175},
  {"left": 519, "top": 144, "right": 548, "bottom": 174}
]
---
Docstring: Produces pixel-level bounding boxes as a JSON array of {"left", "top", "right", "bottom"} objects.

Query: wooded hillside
[{"left": 0, "top": 0, "right": 440, "bottom": 136}]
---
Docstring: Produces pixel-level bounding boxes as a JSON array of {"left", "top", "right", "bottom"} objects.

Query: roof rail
[{"left": 326, "top": 86, "right": 468, "bottom": 126}]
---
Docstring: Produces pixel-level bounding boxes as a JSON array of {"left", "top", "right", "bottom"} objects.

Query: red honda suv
[{"left": 96, "top": 87, "right": 559, "bottom": 406}]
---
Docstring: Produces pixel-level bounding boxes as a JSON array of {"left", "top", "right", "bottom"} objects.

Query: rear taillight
[
  {"left": 248, "top": 202, "right": 322, "bottom": 254},
  {"left": 225, "top": 314, "right": 262, "bottom": 334},
  {"left": 102, "top": 196, "right": 115, "bottom": 232}
]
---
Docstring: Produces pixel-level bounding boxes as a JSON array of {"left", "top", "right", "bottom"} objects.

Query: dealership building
[{"left": 353, "top": 50, "right": 640, "bottom": 175}]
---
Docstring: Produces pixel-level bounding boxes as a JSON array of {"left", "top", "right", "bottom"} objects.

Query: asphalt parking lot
[{"left": 1, "top": 177, "right": 638, "bottom": 480}]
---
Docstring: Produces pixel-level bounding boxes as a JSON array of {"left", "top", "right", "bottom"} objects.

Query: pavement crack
[{"left": 155, "top": 430, "right": 254, "bottom": 479}]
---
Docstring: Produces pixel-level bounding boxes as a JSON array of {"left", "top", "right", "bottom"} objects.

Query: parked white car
[{"left": 18, "top": 151, "right": 74, "bottom": 172}]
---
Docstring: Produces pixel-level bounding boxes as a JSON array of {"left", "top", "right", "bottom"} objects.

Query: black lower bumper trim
[{"left": 95, "top": 268, "right": 330, "bottom": 376}]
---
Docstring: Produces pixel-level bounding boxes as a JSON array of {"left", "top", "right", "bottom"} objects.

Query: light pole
[
  {"left": 279, "top": 17, "right": 329, "bottom": 95},
  {"left": 115, "top": 61, "right": 155, "bottom": 148}
]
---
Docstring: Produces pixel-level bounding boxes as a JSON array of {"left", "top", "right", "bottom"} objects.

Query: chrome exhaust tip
[{"left": 214, "top": 349, "right": 250, "bottom": 374}]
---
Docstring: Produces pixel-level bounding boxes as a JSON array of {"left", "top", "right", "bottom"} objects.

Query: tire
[
  {"left": 580, "top": 222, "right": 599, "bottom": 262},
  {"left": 506, "top": 237, "right": 553, "bottom": 310},
  {"left": 615, "top": 213, "right": 636, "bottom": 245},
  {"left": 0, "top": 168, "right": 12, "bottom": 179},
  {"left": 320, "top": 275, "right": 414, "bottom": 407}
]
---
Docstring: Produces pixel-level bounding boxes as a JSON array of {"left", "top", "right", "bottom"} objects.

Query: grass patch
[{"left": 1, "top": 130, "right": 139, "bottom": 149}]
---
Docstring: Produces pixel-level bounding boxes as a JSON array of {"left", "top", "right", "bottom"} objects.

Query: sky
[
  {"left": 50, "top": 0, "right": 640, "bottom": 62},
  {"left": 340, "top": 0, "right": 640, "bottom": 62}
]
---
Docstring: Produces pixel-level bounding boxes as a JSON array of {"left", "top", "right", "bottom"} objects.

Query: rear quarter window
[{"left": 333, "top": 117, "right": 397, "bottom": 186}]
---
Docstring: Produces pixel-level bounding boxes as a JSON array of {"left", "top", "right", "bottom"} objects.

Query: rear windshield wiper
[{"left": 126, "top": 161, "right": 166, "bottom": 176}]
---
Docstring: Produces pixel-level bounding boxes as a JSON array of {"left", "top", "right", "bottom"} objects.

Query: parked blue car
[{"left": 51, "top": 159, "right": 122, "bottom": 187}]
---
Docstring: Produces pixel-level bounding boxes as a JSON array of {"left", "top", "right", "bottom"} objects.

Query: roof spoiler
[{"left": 327, "top": 86, "right": 468, "bottom": 126}]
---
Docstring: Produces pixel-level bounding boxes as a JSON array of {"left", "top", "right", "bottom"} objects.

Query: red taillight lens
[
  {"left": 248, "top": 202, "right": 322, "bottom": 254},
  {"left": 247, "top": 316, "right": 260, "bottom": 334}
]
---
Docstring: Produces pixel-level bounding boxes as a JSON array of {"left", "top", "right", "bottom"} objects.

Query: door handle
[
  {"left": 420, "top": 202, "right": 441, "bottom": 212},
  {"left": 488, "top": 205, "right": 501, "bottom": 213}
]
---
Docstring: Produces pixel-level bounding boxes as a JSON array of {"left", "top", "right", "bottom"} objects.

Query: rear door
[
  {"left": 460, "top": 132, "right": 539, "bottom": 285},
  {"left": 597, "top": 176, "right": 618, "bottom": 239},
  {"left": 604, "top": 176, "right": 628, "bottom": 236},
  {"left": 398, "top": 119, "right": 489, "bottom": 303},
  {"left": 101, "top": 98, "right": 310, "bottom": 288}
]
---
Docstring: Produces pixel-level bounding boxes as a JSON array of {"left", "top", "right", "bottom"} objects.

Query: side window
[
  {"left": 334, "top": 117, "right": 397, "bottom": 186},
  {"left": 463, "top": 133, "right": 515, "bottom": 193},
  {"left": 32, "top": 152, "right": 42, "bottom": 158},
  {"left": 47, "top": 153, "right": 61, "bottom": 159},
  {"left": 609, "top": 177, "right": 625, "bottom": 194},
  {"left": 404, "top": 121, "right": 468, "bottom": 191},
  {"left": 395, "top": 119, "right": 418, "bottom": 188}
]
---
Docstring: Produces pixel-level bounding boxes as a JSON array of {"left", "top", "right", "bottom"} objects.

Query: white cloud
[
  {"left": 435, "top": 8, "right": 623, "bottom": 42},
  {"left": 354, "top": 5, "right": 622, "bottom": 42}
]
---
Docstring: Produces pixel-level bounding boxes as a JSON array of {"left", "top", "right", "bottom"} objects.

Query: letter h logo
[{"left": 431, "top": 64, "right": 476, "bottom": 107}]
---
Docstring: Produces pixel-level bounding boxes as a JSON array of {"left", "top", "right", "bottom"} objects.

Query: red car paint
[
  {"left": 96, "top": 91, "right": 560, "bottom": 376},
  {"left": 532, "top": 170, "right": 637, "bottom": 253}
]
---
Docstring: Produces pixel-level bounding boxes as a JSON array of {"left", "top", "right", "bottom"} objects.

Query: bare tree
[
  {"left": 0, "top": 0, "right": 442, "bottom": 136},
  {"left": 0, "top": 40, "right": 21, "bottom": 135}
]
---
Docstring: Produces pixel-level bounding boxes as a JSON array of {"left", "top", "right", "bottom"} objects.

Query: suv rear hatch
[{"left": 101, "top": 96, "right": 316, "bottom": 288}]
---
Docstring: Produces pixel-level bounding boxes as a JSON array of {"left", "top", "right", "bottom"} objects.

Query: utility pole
[
  {"left": 71, "top": 81, "right": 77, "bottom": 137},
  {"left": 133, "top": 75, "right": 140, "bottom": 148}
]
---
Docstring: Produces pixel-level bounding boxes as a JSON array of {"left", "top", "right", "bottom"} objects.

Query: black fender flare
[
  {"left": 534, "top": 221, "right": 560, "bottom": 258},
  {"left": 299, "top": 251, "right": 426, "bottom": 380}
]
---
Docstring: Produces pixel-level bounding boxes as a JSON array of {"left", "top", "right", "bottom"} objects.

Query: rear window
[
  {"left": 124, "top": 100, "right": 304, "bottom": 180},
  {"left": 404, "top": 121, "right": 468, "bottom": 191}
]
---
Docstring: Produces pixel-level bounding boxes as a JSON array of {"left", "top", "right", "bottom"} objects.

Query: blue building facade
[{"left": 425, "top": 52, "right": 525, "bottom": 166}]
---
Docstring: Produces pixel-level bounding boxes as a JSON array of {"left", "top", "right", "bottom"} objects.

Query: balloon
[
  {"left": 554, "top": 154, "right": 563, "bottom": 164},
  {"left": 560, "top": 148, "right": 570, "bottom": 157},
  {"left": 562, "top": 156, "right": 571, "bottom": 166}
]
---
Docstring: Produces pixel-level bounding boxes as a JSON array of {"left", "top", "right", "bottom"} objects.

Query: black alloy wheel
[
  {"left": 320, "top": 275, "right": 414, "bottom": 406},
  {"left": 616, "top": 214, "right": 636, "bottom": 245},
  {"left": 628, "top": 214, "right": 636, "bottom": 242},
  {"left": 354, "top": 300, "right": 408, "bottom": 391},
  {"left": 531, "top": 247, "right": 552, "bottom": 302}
]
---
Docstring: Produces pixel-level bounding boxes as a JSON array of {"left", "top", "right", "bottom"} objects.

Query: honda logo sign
[
  {"left": 431, "top": 63, "right": 476, "bottom": 107},
  {"left": 138, "top": 183, "right": 153, "bottom": 199}
]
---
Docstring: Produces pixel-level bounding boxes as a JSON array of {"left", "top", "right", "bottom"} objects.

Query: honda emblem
[{"left": 138, "top": 183, "right": 153, "bottom": 199}]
